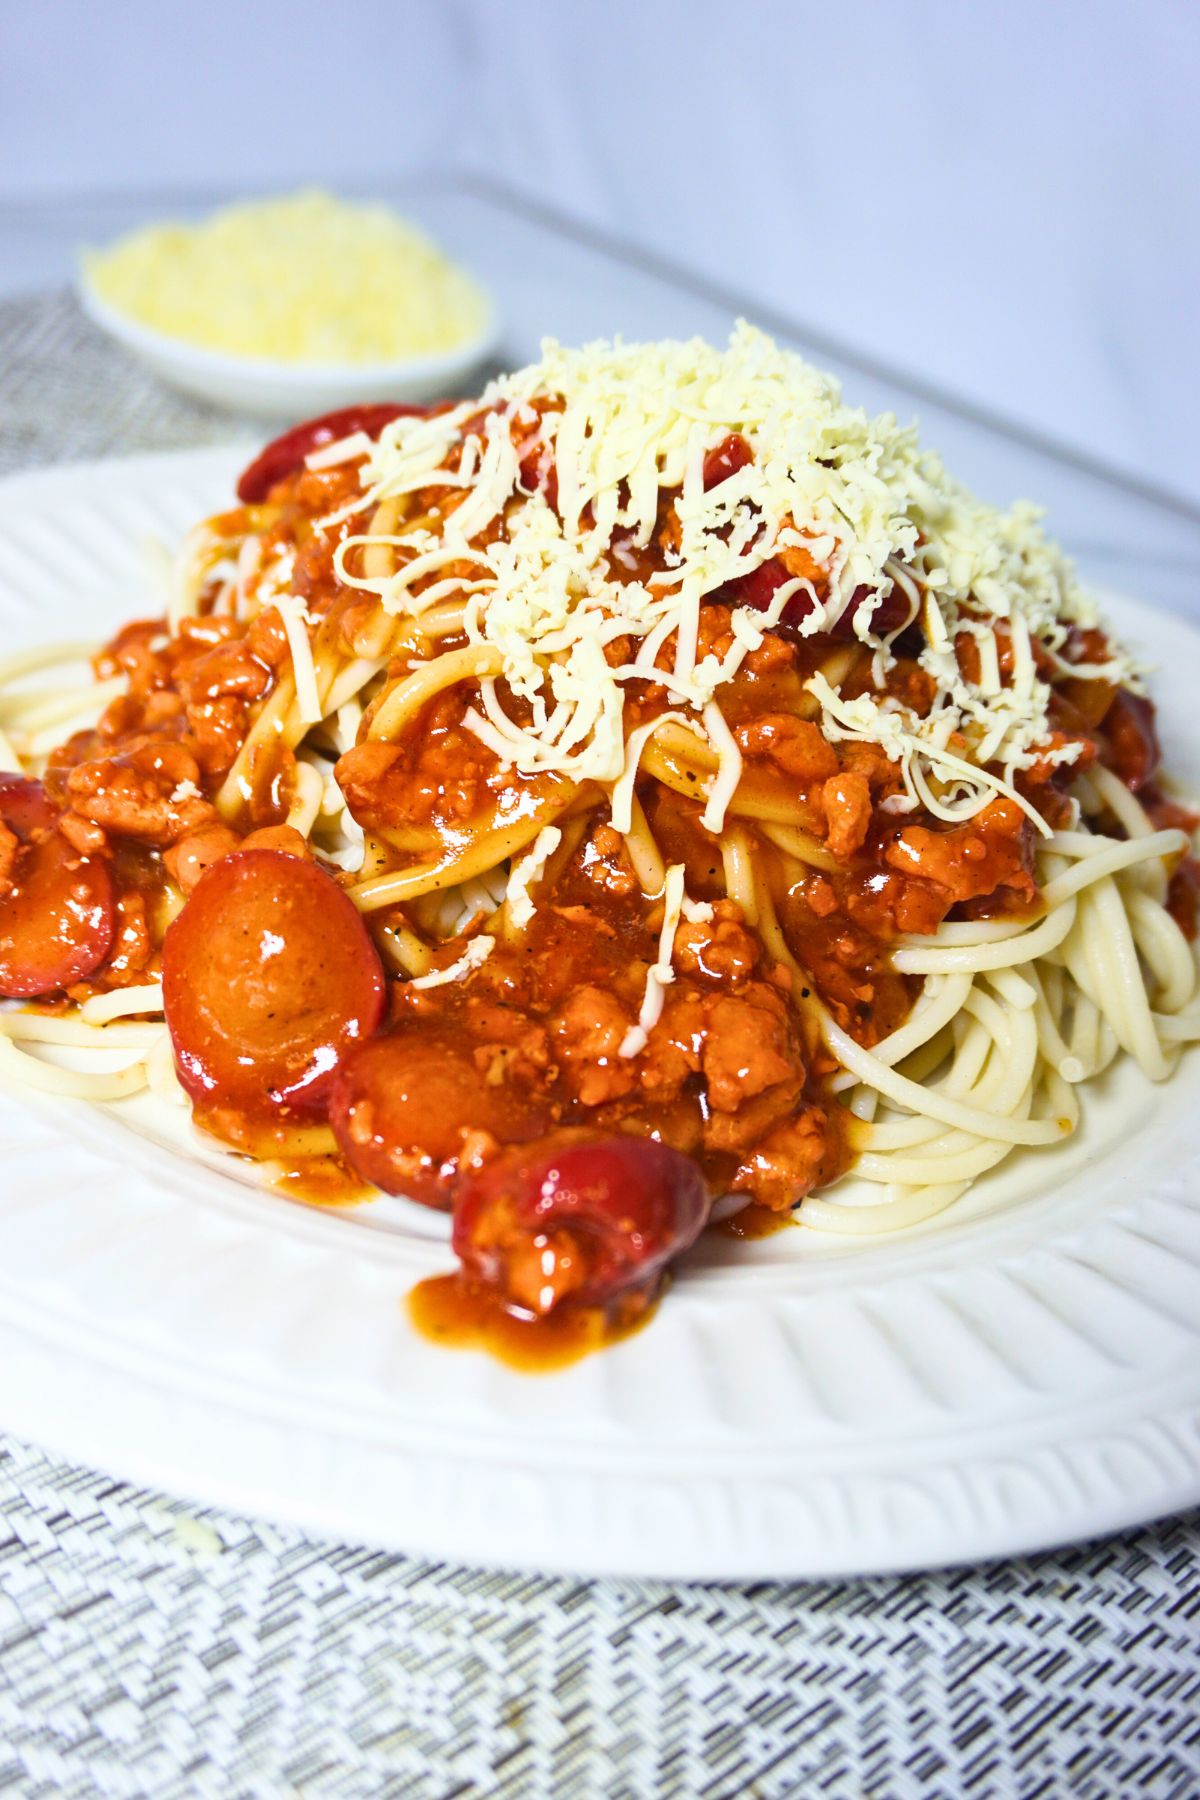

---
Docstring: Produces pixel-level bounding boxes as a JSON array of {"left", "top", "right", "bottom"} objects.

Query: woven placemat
[{"left": 1, "top": 291, "right": 1198, "bottom": 1800}]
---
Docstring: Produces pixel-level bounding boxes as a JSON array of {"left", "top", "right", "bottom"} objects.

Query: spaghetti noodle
[{"left": 1, "top": 325, "right": 1197, "bottom": 1347}]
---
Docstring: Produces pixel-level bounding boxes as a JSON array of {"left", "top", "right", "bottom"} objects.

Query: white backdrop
[{"left": 2, "top": 0, "right": 1196, "bottom": 502}]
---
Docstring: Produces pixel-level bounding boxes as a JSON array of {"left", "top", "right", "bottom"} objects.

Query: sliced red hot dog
[
  {"left": 1101, "top": 689, "right": 1161, "bottom": 793},
  {"left": 702, "top": 432, "right": 754, "bottom": 489},
  {"left": 702, "top": 436, "right": 912, "bottom": 640},
  {"left": 730, "top": 560, "right": 911, "bottom": 636},
  {"left": 451, "top": 1133, "right": 710, "bottom": 1316},
  {"left": 0, "top": 775, "right": 115, "bottom": 998},
  {"left": 235, "top": 403, "right": 428, "bottom": 505},
  {"left": 329, "top": 1032, "right": 549, "bottom": 1209},
  {"left": 162, "top": 847, "right": 385, "bottom": 1114}
]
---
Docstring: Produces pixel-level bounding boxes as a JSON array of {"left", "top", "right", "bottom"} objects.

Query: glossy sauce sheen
[
  {"left": 271, "top": 1156, "right": 374, "bottom": 1207},
  {"left": 407, "top": 1272, "right": 658, "bottom": 1371},
  {"left": 162, "top": 847, "right": 386, "bottom": 1116},
  {"left": 0, "top": 775, "right": 115, "bottom": 997},
  {"left": 370, "top": 852, "right": 849, "bottom": 1212},
  {"left": 717, "top": 1202, "right": 798, "bottom": 1240}
]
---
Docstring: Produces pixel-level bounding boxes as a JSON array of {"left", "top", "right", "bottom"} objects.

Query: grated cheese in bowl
[{"left": 78, "top": 190, "right": 497, "bottom": 417}]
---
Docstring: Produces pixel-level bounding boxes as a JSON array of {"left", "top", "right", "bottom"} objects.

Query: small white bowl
[{"left": 78, "top": 276, "right": 500, "bottom": 419}]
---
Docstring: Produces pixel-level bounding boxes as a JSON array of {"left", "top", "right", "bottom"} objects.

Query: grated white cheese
[
  {"left": 504, "top": 827, "right": 562, "bottom": 929},
  {"left": 620, "top": 864, "right": 688, "bottom": 1058},
  {"left": 680, "top": 895, "right": 715, "bottom": 924},
  {"left": 408, "top": 935, "right": 495, "bottom": 990},
  {"left": 699, "top": 701, "right": 743, "bottom": 835},
  {"left": 276, "top": 325, "right": 1138, "bottom": 835},
  {"left": 305, "top": 430, "right": 375, "bottom": 472},
  {"left": 84, "top": 190, "right": 489, "bottom": 363},
  {"left": 274, "top": 596, "right": 323, "bottom": 725}
]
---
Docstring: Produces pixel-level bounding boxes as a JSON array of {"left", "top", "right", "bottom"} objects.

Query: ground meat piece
[
  {"left": 186, "top": 695, "right": 249, "bottom": 775},
  {"left": 94, "top": 694, "right": 151, "bottom": 744},
  {"left": 736, "top": 713, "right": 840, "bottom": 785},
  {"left": 885, "top": 797, "right": 1035, "bottom": 910},
  {"left": 336, "top": 594, "right": 389, "bottom": 660},
  {"left": 886, "top": 877, "right": 954, "bottom": 936},
  {"left": 743, "top": 631, "right": 798, "bottom": 676},
  {"left": 551, "top": 904, "right": 618, "bottom": 936},
  {"left": 550, "top": 985, "right": 637, "bottom": 1106},
  {"left": 464, "top": 997, "right": 554, "bottom": 1087},
  {"left": 177, "top": 639, "right": 273, "bottom": 706},
  {"left": 94, "top": 619, "right": 170, "bottom": 694},
  {"left": 580, "top": 824, "right": 638, "bottom": 895},
  {"left": 641, "top": 601, "right": 742, "bottom": 680},
  {"left": 164, "top": 823, "right": 241, "bottom": 893},
  {"left": 244, "top": 608, "right": 291, "bottom": 669},
  {"left": 175, "top": 615, "right": 241, "bottom": 655},
  {"left": 700, "top": 992, "right": 797, "bottom": 1112},
  {"left": 821, "top": 771, "right": 872, "bottom": 859},
  {"left": 57, "top": 813, "right": 108, "bottom": 856},
  {"left": 99, "top": 891, "right": 154, "bottom": 987},
  {"left": 702, "top": 1076, "right": 802, "bottom": 1156},
  {"left": 694, "top": 604, "right": 740, "bottom": 663},
  {"left": 731, "top": 1107, "right": 831, "bottom": 1209},
  {"left": 839, "top": 739, "right": 907, "bottom": 796},
  {"left": 802, "top": 875, "right": 839, "bottom": 919},
  {"left": 637, "top": 988, "right": 706, "bottom": 1100},
  {"left": 841, "top": 655, "right": 937, "bottom": 718},
  {"left": 334, "top": 741, "right": 404, "bottom": 816},
  {"left": 142, "top": 690, "right": 186, "bottom": 729},
  {"left": 336, "top": 714, "right": 505, "bottom": 830},
  {"left": 673, "top": 900, "right": 760, "bottom": 983},
  {"left": 95, "top": 690, "right": 188, "bottom": 750},
  {"left": 882, "top": 661, "right": 937, "bottom": 715},
  {"left": 66, "top": 741, "right": 216, "bottom": 846},
  {"left": 776, "top": 534, "right": 829, "bottom": 590},
  {"left": 242, "top": 825, "right": 310, "bottom": 859}
]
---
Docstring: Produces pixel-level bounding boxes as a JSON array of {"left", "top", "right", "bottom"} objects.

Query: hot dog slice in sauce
[
  {"left": 235, "top": 404, "right": 429, "bottom": 504},
  {"left": 408, "top": 1134, "right": 711, "bottom": 1369},
  {"left": 452, "top": 1134, "right": 710, "bottom": 1314},
  {"left": 162, "top": 847, "right": 385, "bottom": 1116},
  {"left": 0, "top": 775, "right": 115, "bottom": 998},
  {"left": 328, "top": 1032, "right": 549, "bottom": 1210}
]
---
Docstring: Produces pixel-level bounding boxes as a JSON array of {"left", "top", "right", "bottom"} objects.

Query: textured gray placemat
[
  {"left": 1, "top": 291, "right": 1199, "bottom": 1800},
  {"left": 2, "top": 1436, "right": 1198, "bottom": 1800}
]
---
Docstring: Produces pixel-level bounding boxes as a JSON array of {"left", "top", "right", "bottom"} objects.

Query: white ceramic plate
[
  {"left": 78, "top": 278, "right": 500, "bottom": 418},
  {"left": 1, "top": 448, "right": 1198, "bottom": 1580}
]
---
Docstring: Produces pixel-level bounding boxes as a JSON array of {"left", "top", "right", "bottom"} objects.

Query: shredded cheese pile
[
  {"left": 333, "top": 323, "right": 1132, "bottom": 845},
  {"left": 84, "top": 190, "right": 489, "bottom": 363}
]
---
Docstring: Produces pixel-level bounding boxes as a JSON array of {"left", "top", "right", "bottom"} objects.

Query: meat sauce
[{"left": 0, "top": 413, "right": 1178, "bottom": 1365}]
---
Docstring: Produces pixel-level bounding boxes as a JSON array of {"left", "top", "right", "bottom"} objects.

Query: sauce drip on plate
[
  {"left": 717, "top": 1201, "right": 798, "bottom": 1240},
  {"left": 272, "top": 1156, "right": 373, "bottom": 1207},
  {"left": 407, "top": 1272, "right": 658, "bottom": 1372}
]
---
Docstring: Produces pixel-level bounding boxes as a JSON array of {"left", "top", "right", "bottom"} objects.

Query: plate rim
[{"left": 0, "top": 444, "right": 1198, "bottom": 1581}]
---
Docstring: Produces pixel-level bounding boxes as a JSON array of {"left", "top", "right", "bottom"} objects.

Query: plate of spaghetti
[{"left": 0, "top": 326, "right": 1197, "bottom": 1578}]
